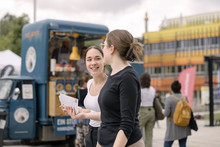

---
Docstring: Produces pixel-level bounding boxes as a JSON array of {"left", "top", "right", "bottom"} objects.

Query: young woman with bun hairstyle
[{"left": 97, "top": 29, "right": 144, "bottom": 147}]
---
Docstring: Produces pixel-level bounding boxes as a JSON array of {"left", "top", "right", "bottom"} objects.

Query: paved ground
[
  {"left": 152, "top": 118, "right": 220, "bottom": 147},
  {"left": 3, "top": 113, "right": 220, "bottom": 147}
]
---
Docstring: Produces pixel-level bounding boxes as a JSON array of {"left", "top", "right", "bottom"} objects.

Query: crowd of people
[{"left": 60, "top": 29, "right": 192, "bottom": 147}]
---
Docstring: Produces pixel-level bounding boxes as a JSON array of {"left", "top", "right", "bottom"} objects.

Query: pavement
[
  {"left": 2, "top": 112, "right": 220, "bottom": 147},
  {"left": 152, "top": 116, "right": 220, "bottom": 147}
]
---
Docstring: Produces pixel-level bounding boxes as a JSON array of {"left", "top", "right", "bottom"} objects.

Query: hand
[
  {"left": 59, "top": 105, "right": 67, "bottom": 113},
  {"left": 78, "top": 107, "right": 83, "bottom": 113},
  {"left": 65, "top": 106, "right": 86, "bottom": 119}
]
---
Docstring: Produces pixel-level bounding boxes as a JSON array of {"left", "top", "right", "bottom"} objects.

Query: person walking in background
[
  {"left": 155, "top": 90, "right": 165, "bottom": 128},
  {"left": 63, "top": 46, "right": 107, "bottom": 147},
  {"left": 75, "top": 79, "right": 88, "bottom": 107},
  {"left": 163, "top": 80, "right": 191, "bottom": 147},
  {"left": 155, "top": 90, "right": 165, "bottom": 108},
  {"left": 97, "top": 29, "right": 144, "bottom": 147},
  {"left": 138, "top": 72, "right": 156, "bottom": 147}
]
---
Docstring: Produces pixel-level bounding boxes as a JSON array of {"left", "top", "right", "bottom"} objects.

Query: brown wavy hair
[{"left": 106, "top": 29, "right": 143, "bottom": 62}]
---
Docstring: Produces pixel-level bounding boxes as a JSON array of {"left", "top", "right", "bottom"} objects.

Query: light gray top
[
  {"left": 140, "top": 86, "right": 155, "bottom": 107},
  {"left": 84, "top": 79, "right": 101, "bottom": 127},
  {"left": 164, "top": 93, "right": 191, "bottom": 141}
]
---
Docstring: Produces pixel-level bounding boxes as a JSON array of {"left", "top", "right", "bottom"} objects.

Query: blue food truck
[{"left": 0, "top": 19, "right": 108, "bottom": 146}]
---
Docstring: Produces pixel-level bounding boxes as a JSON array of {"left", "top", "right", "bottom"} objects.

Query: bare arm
[
  {"left": 65, "top": 106, "right": 101, "bottom": 121},
  {"left": 113, "top": 130, "right": 128, "bottom": 147}
]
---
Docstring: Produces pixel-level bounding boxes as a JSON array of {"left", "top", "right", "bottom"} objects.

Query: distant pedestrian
[
  {"left": 138, "top": 72, "right": 156, "bottom": 147},
  {"left": 155, "top": 90, "right": 164, "bottom": 128},
  {"left": 163, "top": 80, "right": 191, "bottom": 147}
]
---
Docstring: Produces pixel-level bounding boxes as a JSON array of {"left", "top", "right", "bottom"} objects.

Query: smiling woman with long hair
[{"left": 63, "top": 46, "right": 107, "bottom": 147}]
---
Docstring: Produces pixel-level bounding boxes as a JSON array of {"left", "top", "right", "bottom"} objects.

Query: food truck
[{"left": 0, "top": 19, "right": 108, "bottom": 146}]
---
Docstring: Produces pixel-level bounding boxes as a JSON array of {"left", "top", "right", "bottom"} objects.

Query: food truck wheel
[{"left": 67, "top": 135, "right": 76, "bottom": 147}]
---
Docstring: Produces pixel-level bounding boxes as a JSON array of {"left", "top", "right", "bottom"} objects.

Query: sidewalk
[{"left": 152, "top": 118, "right": 220, "bottom": 147}]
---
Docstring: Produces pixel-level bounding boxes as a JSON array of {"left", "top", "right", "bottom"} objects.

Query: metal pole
[
  {"left": 34, "top": 0, "right": 36, "bottom": 22},
  {"left": 207, "top": 57, "right": 214, "bottom": 126},
  {"left": 0, "top": 20, "right": 1, "bottom": 38}
]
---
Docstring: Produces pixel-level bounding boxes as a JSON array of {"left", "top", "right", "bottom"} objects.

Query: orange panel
[
  {"left": 162, "top": 62, "right": 176, "bottom": 66},
  {"left": 175, "top": 58, "right": 190, "bottom": 65},
  {"left": 151, "top": 76, "right": 218, "bottom": 92},
  {"left": 190, "top": 57, "right": 204, "bottom": 64},
  {"left": 144, "top": 63, "right": 162, "bottom": 67}
]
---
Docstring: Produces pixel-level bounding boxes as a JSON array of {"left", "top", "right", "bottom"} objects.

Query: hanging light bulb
[{"left": 69, "top": 33, "right": 80, "bottom": 60}]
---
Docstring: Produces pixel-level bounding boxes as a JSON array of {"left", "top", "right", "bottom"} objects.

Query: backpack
[
  {"left": 172, "top": 95, "right": 191, "bottom": 127},
  {"left": 153, "top": 97, "right": 165, "bottom": 120}
]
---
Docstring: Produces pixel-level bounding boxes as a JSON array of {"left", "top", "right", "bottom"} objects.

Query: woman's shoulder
[
  {"left": 87, "top": 79, "right": 93, "bottom": 89},
  {"left": 150, "top": 86, "right": 155, "bottom": 91},
  {"left": 122, "top": 66, "right": 138, "bottom": 79}
]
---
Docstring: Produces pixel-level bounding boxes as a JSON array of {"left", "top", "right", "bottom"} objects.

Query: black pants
[{"left": 85, "top": 126, "right": 99, "bottom": 147}]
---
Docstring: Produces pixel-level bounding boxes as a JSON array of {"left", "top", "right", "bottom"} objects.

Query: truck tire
[{"left": 68, "top": 135, "right": 75, "bottom": 147}]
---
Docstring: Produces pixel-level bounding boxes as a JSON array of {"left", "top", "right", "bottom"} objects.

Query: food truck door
[{"left": 8, "top": 80, "right": 36, "bottom": 139}]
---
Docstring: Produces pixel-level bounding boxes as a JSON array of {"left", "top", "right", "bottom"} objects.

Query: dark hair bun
[{"left": 173, "top": 80, "right": 180, "bottom": 85}]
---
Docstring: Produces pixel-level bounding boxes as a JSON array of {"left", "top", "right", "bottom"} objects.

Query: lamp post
[{"left": 33, "top": 0, "right": 36, "bottom": 22}]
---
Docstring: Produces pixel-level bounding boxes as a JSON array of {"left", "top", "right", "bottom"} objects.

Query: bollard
[{"left": 0, "top": 111, "right": 7, "bottom": 147}]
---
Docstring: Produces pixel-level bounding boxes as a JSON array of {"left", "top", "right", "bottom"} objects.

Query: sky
[{"left": 1, "top": 0, "right": 220, "bottom": 37}]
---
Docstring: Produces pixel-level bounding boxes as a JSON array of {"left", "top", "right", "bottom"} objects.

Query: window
[
  {"left": 196, "top": 65, "right": 200, "bottom": 72},
  {"left": 212, "top": 37, "right": 217, "bottom": 44},
  {"left": 201, "top": 64, "right": 205, "bottom": 71},
  {"left": 200, "top": 38, "right": 204, "bottom": 46},
  {"left": 178, "top": 66, "right": 182, "bottom": 72},
  {"left": 190, "top": 39, "right": 194, "bottom": 47},
  {"left": 171, "top": 66, "right": 175, "bottom": 73},
  {"left": 176, "top": 41, "right": 181, "bottom": 48},
  {"left": 0, "top": 80, "right": 13, "bottom": 100},
  {"left": 155, "top": 67, "right": 161, "bottom": 74},
  {"left": 194, "top": 39, "right": 199, "bottom": 46}
]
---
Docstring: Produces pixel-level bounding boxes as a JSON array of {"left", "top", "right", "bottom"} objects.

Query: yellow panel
[
  {"left": 143, "top": 48, "right": 220, "bottom": 66},
  {"left": 162, "top": 54, "right": 175, "bottom": 62},
  {"left": 148, "top": 55, "right": 161, "bottom": 62},
  {"left": 143, "top": 23, "right": 220, "bottom": 43}
]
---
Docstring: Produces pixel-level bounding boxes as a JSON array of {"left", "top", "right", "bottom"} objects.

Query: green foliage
[
  {"left": 85, "top": 39, "right": 103, "bottom": 48},
  {"left": 0, "top": 13, "right": 30, "bottom": 55}
]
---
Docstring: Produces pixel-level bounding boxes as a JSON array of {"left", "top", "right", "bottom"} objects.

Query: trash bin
[{"left": 0, "top": 111, "right": 7, "bottom": 147}]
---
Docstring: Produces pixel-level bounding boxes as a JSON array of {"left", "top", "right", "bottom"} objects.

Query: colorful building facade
[{"left": 143, "top": 11, "right": 220, "bottom": 106}]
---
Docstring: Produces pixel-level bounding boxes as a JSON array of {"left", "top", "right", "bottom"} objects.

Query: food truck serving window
[{"left": 0, "top": 80, "right": 13, "bottom": 100}]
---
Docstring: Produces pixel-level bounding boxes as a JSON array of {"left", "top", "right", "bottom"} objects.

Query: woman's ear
[{"left": 109, "top": 45, "right": 115, "bottom": 54}]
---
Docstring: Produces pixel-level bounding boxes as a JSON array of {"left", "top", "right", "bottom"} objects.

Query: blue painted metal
[
  {"left": 20, "top": 19, "right": 109, "bottom": 125},
  {"left": 8, "top": 79, "right": 36, "bottom": 139},
  {"left": 131, "top": 62, "right": 144, "bottom": 78},
  {"left": 53, "top": 116, "right": 77, "bottom": 136},
  {"left": 0, "top": 78, "right": 37, "bottom": 139}
]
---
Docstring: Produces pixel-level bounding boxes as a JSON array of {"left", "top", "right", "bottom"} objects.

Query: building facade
[{"left": 143, "top": 11, "right": 220, "bottom": 106}]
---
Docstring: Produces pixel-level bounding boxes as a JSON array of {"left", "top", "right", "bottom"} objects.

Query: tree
[{"left": 0, "top": 13, "right": 30, "bottom": 55}]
